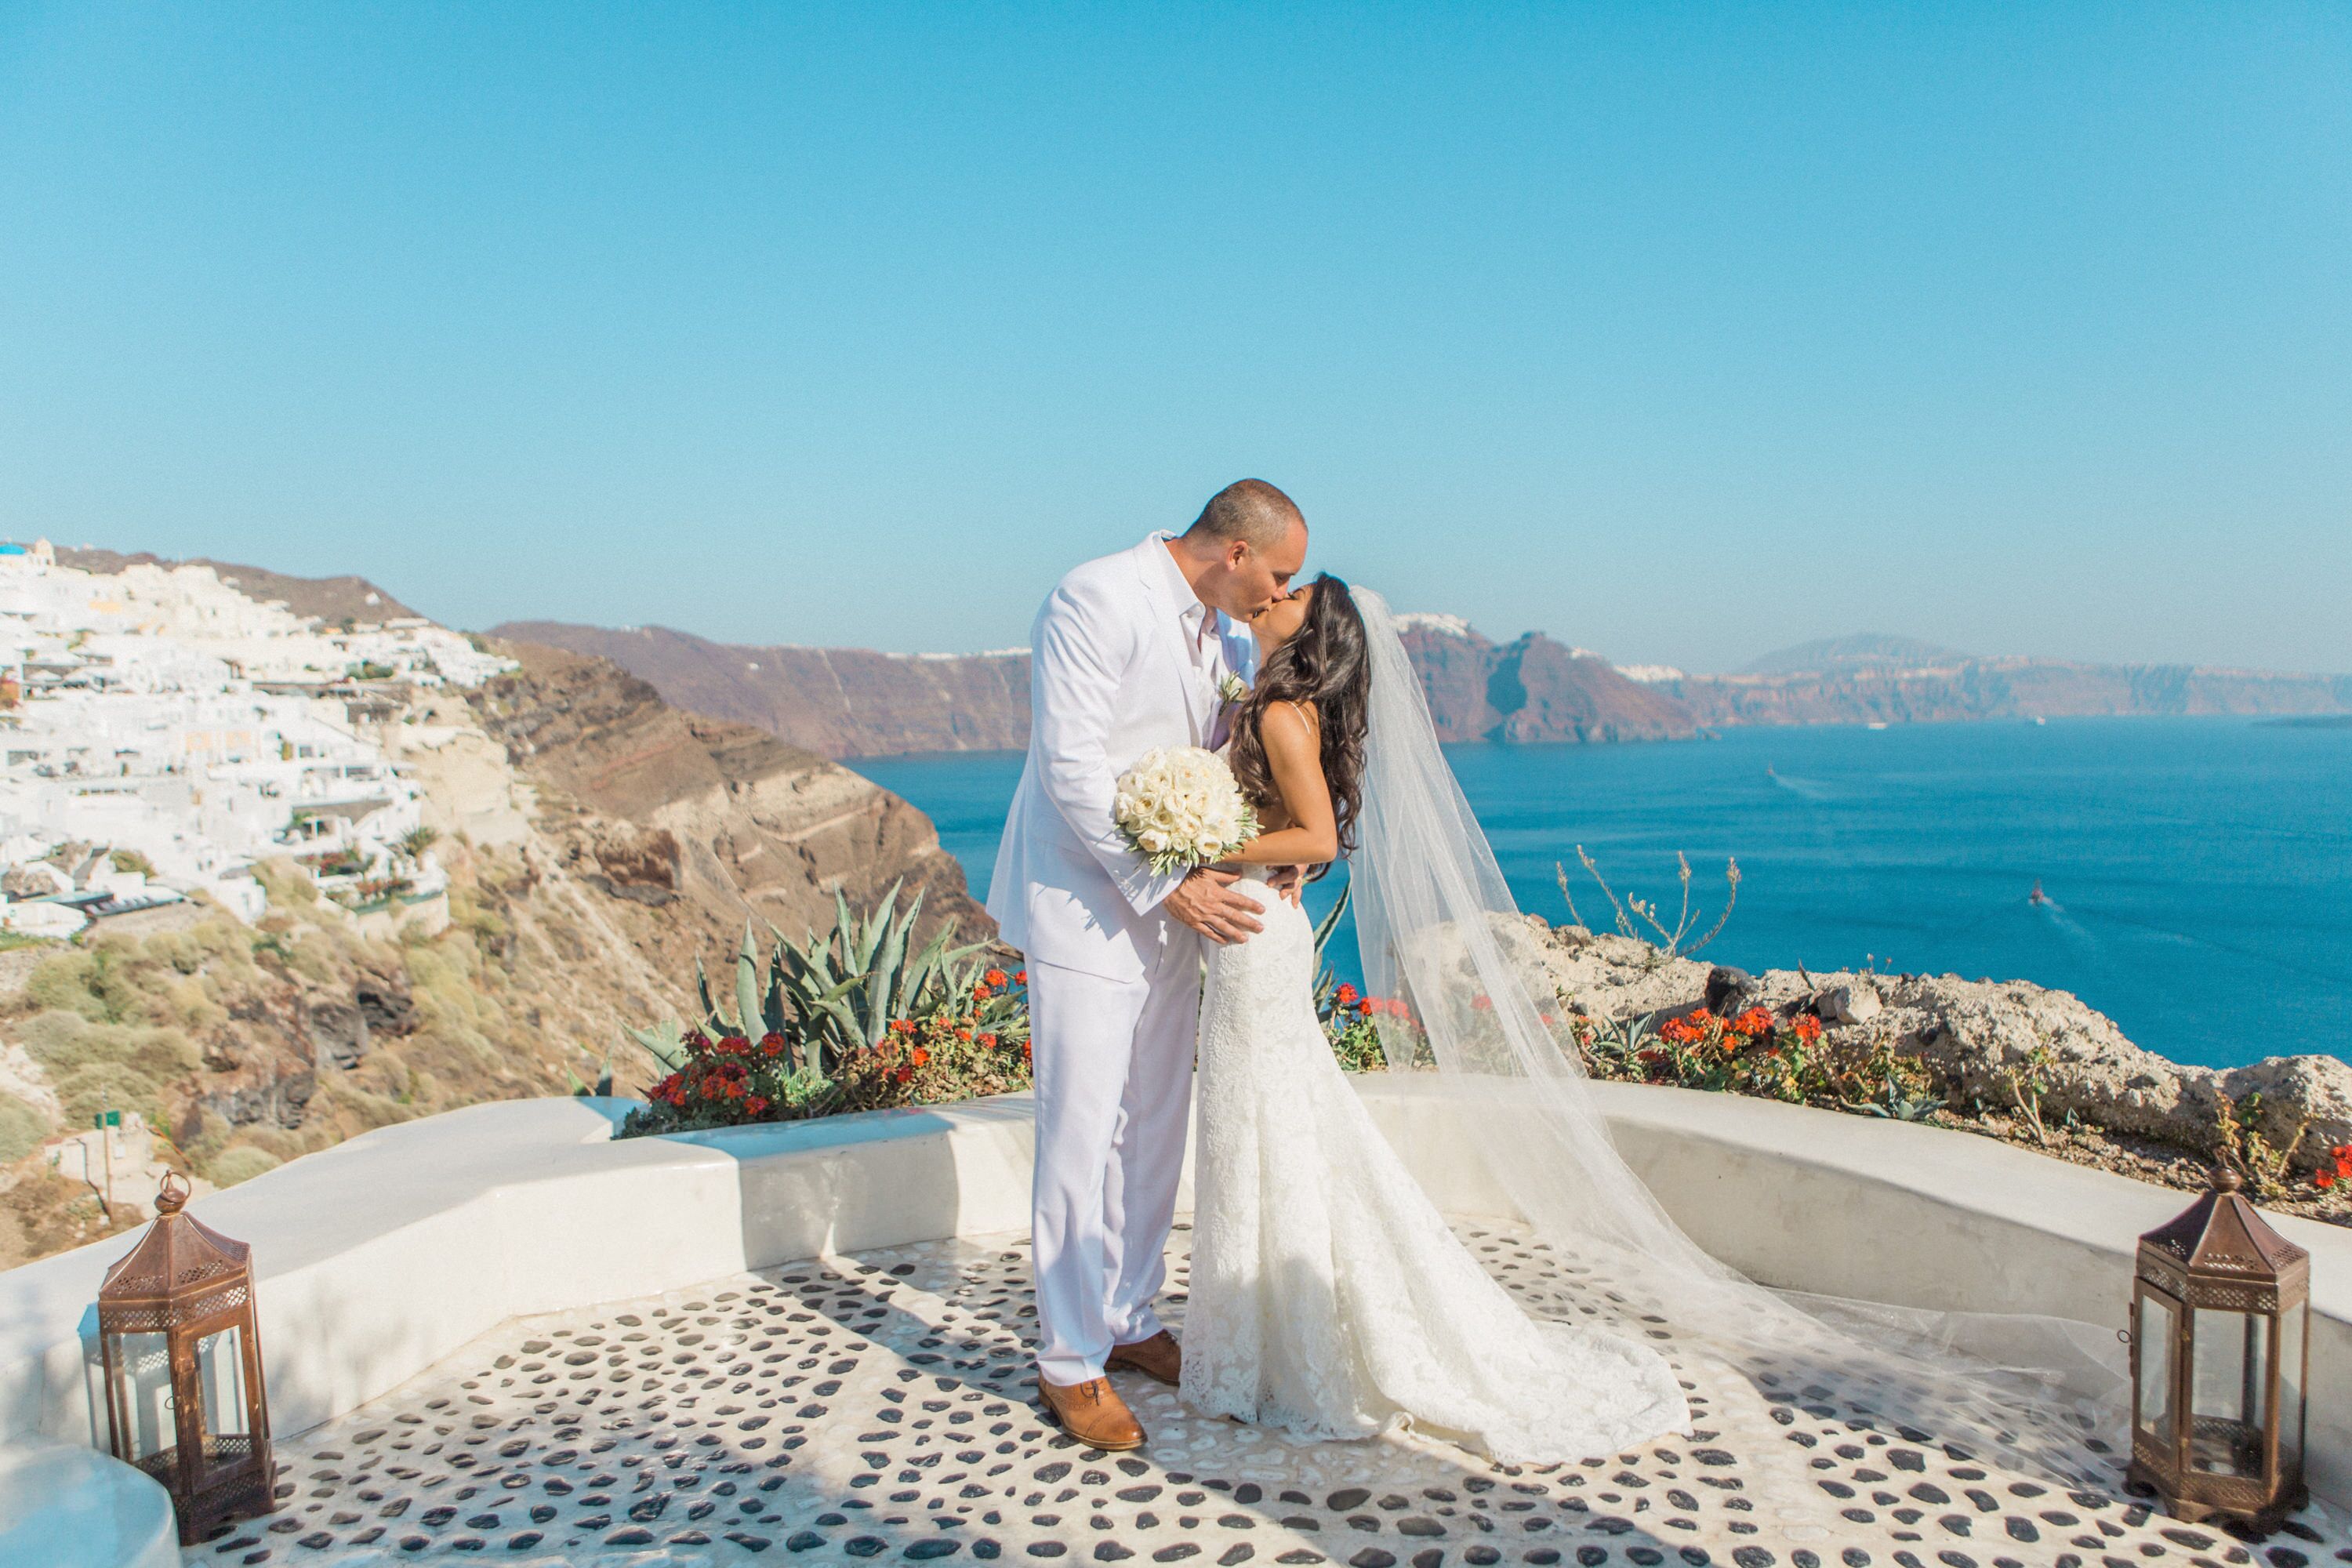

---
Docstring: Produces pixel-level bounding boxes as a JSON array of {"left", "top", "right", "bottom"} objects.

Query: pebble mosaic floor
[{"left": 191, "top": 1221, "right": 2351, "bottom": 1568}]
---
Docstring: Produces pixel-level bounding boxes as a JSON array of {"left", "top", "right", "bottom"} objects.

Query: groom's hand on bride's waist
[
  {"left": 1166, "top": 867, "right": 1265, "bottom": 946},
  {"left": 1265, "top": 864, "right": 1306, "bottom": 908}
]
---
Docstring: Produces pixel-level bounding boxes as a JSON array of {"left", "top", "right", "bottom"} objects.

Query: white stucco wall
[{"left": 4, "top": 1082, "right": 2347, "bottom": 1504}]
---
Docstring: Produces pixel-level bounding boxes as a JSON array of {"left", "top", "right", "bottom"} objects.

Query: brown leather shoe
[
  {"left": 1105, "top": 1329, "right": 1182, "bottom": 1388},
  {"left": 1036, "top": 1375, "right": 1145, "bottom": 1451}
]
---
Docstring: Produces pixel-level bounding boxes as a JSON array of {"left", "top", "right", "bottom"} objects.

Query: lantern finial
[
  {"left": 2211, "top": 1165, "right": 2244, "bottom": 1195},
  {"left": 155, "top": 1171, "right": 190, "bottom": 1215}
]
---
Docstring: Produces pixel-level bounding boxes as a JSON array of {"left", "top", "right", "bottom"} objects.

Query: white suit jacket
[{"left": 987, "top": 533, "right": 1257, "bottom": 983}]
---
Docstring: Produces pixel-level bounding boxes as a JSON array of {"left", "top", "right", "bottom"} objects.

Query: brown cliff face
[
  {"left": 499, "top": 616, "right": 1699, "bottom": 753},
  {"left": 474, "top": 640, "right": 985, "bottom": 943},
  {"left": 1396, "top": 622, "right": 1698, "bottom": 743},
  {"left": 491, "top": 622, "right": 1029, "bottom": 759}
]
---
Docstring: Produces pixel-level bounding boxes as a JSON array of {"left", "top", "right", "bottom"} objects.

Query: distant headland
[{"left": 492, "top": 617, "right": 2352, "bottom": 761}]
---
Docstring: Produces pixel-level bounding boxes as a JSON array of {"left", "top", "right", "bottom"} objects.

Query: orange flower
[
  {"left": 894, "top": 1066, "right": 913, "bottom": 1084},
  {"left": 1792, "top": 1015, "right": 1823, "bottom": 1043},
  {"left": 984, "top": 967, "right": 1008, "bottom": 989},
  {"left": 910, "top": 1047, "right": 931, "bottom": 1067},
  {"left": 2318, "top": 1168, "right": 2337, "bottom": 1191},
  {"left": 889, "top": 1018, "right": 916, "bottom": 1036},
  {"left": 1731, "top": 1007, "right": 1773, "bottom": 1036},
  {"left": 1013, "top": 969, "right": 1027, "bottom": 984},
  {"left": 744, "top": 1095, "right": 770, "bottom": 1116},
  {"left": 973, "top": 981, "right": 993, "bottom": 1000},
  {"left": 980, "top": 1033, "right": 1000, "bottom": 1049}
]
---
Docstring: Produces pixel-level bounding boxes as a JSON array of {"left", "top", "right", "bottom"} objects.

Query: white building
[{"left": 0, "top": 544, "right": 512, "bottom": 924}]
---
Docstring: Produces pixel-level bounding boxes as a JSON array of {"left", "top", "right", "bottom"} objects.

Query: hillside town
[{"left": 0, "top": 539, "right": 513, "bottom": 940}]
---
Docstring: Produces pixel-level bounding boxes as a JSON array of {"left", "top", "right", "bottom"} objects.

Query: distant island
[{"left": 491, "top": 619, "right": 2352, "bottom": 761}]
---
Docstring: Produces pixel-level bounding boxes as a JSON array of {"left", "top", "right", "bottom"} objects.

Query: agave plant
[
  {"left": 1308, "top": 880, "right": 1353, "bottom": 1022},
  {"left": 625, "top": 879, "right": 999, "bottom": 1081}
]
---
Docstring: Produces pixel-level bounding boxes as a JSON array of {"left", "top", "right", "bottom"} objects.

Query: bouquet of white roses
[{"left": 1112, "top": 745, "right": 1261, "bottom": 877}]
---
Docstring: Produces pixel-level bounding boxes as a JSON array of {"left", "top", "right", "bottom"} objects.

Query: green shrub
[
  {"left": 54, "top": 1063, "right": 168, "bottom": 1131},
  {"left": 0, "top": 1091, "right": 51, "bottom": 1162},
  {"left": 204, "top": 1145, "right": 283, "bottom": 1188},
  {"left": 20, "top": 1011, "right": 198, "bottom": 1083},
  {"left": 26, "top": 952, "right": 111, "bottom": 1023}
]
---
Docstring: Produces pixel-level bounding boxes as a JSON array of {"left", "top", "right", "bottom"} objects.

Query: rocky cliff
[
  {"left": 1391, "top": 617, "right": 1697, "bottom": 743},
  {"left": 1539, "top": 924, "right": 2352, "bottom": 1218},
  {"left": 493, "top": 622, "right": 1031, "bottom": 759},
  {"left": 0, "top": 588, "right": 985, "bottom": 1267},
  {"left": 495, "top": 614, "right": 1697, "bottom": 756},
  {"left": 1654, "top": 636, "right": 2352, "bottom": 728}
]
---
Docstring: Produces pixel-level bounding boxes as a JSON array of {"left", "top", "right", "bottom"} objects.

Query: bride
[
  {"left": 1181, "top": 572, "right": 1690, "bottom": 1459},
  {"left": 1177, "top": 572, "right": 2125, "bottom": 1481}
]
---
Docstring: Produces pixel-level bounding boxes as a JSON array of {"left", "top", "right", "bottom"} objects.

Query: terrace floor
[{"left": 189, "top": 1221, "right": 2348, "bottom": 1568}]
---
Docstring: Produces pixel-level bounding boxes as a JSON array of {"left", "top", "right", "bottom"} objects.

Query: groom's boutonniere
[{"left": 1218, "top": 672, "right": 1250, "bottom": 706}]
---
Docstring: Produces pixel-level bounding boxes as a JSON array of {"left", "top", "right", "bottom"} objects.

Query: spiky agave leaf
[{"left": 735, "top": 920, "right": 763, "bottom": 1040}]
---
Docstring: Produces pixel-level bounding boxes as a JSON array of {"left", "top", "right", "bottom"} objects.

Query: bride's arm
[{"left": 1231, "top": 701, "right": 1339, "bottom": 866}]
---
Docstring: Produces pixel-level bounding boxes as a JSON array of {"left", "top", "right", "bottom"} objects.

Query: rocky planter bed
[{"left": 1530, "top": 920, "right": 2352, "bottom": 1225}]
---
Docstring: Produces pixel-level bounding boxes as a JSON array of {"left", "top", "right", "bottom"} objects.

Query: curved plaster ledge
[
  {"left": 3, "top": 1082, "right": 2349, "bottom": 1508},
  {"left": 0, "top": 1439, "right": 179, "bottom": 1568}
]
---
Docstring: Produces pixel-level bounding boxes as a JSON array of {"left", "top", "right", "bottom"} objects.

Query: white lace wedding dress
[{"left": 1180, "top": 863, "right": 1693, "bottom": 1462}]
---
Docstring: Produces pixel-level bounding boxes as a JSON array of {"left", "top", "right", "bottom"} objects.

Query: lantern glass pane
[
  {"left": 2279, "top": 1301, "right": 2306, "bottom": 1475},
  {"left": 194, "top": 1327, "right": 252, "bottom": 1475},
  {"left": 109, "top": 1330, "right": 174, "bottom": 1465},
  {"left": 2189, "top": 1306, "right": 2269, "bottom": 1476},
  {"left": 2133, "top": 1293, "right": 2175, "bottom": 1442}
]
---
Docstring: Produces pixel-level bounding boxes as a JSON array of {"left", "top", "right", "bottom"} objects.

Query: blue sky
[{"left": 4, "top": 4, "right": 2346, "bottom": 673}]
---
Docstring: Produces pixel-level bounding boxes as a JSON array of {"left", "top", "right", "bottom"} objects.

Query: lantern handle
[{"left": 154, "top": 1171, "right": 190, "bottom": 1215}]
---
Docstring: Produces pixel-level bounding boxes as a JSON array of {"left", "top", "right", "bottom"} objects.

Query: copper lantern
[
  {"left": 96, "top": 1173, "right": 278, "bottom": 1544},
  {"left": 2128, "top": 1165, "right": 2310, "bottom": 1530}
]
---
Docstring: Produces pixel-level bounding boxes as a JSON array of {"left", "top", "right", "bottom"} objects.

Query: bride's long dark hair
[{"left": 1229, "top": 572, "right": 1369, "bottom": 879}]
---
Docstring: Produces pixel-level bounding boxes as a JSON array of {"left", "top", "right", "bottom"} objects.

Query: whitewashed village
[{"left": 0, "top": 540, "right": 511, "bottom": 942}]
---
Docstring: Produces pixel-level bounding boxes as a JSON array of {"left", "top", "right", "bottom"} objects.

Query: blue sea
[{"left": 855, "top": 717, "right": 2352, "bottom": 1070}]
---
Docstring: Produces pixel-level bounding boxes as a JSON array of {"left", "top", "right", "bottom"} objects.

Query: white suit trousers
[{"left": 1027, "top": 944, "right": 1197, "bottom": 1385}]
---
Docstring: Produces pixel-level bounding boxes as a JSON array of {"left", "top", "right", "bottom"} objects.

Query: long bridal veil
[{"left": 1345, "top": 586, "right": 2129, "bottom": 1487}]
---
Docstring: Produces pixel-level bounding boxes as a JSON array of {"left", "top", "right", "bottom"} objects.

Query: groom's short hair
[{"left": 1186, "top": 479, "right": 1304, "bottom": 549}]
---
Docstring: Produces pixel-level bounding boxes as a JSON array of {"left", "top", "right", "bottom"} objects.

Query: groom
[{"left": 987, "top": 479, "right": 1308, "bottom": 1450}]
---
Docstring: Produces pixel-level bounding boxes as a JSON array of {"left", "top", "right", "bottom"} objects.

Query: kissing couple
[{"left": 985, "top": 481, "right": 2122, "bottom": 1478}]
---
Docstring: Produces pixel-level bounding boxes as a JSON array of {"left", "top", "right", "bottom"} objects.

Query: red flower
[
  {"left": 715, "top": 1034, "right": 749, "bottom": 1055},
  {"left": 1792, "top": 1015, "right": 1823, "bottom": 1043},
  {"left": 980, "top": 1033, "right": 999, "bottom": 1050},
  {"left": 1731, "top": 1007, "right": 1773, "bottom": 1036},
  {"left": 759, "top": 1032, "right": 787, "bottom": 1058},
  {"left": 953, "top": 1029, "right": 971, "bottom": 1042},
  {"left": 1336, "top": 983, "right": 1359, "bottom": 1007},
  {"left": 894, "top": 1066, "right": 913, "bottom": 1084},
  {"left": 984, "top": 967, "right": 1009, "bottom": 989},
  {"left": 1471, "top": 995, "right": 1494, "bottom": 1012},
  {"left": 1022, "top": 1041, "right": 1033, "bottom": 1062},
  {"left": 973, "top": 981, "right": 993, "bottom": 1000},
  {"left": 910, "top": 1047, "right": 931, "bottom": 1066},
  {"left": 2317, "top": 1168, "right": 2337, "bottom": 1191},
  {"left": 2336, "top": 1154, "right": 2351, "bottom": 1180},
  {"left": 1013, "top": 969, "right": 1027, "bottom": 984},
  {"left": 889, "top": 1018, "right": 916, "bottom": 1036},
  {"left": 744, "top": 1095, "right": 770, "bottom": 1116}
]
